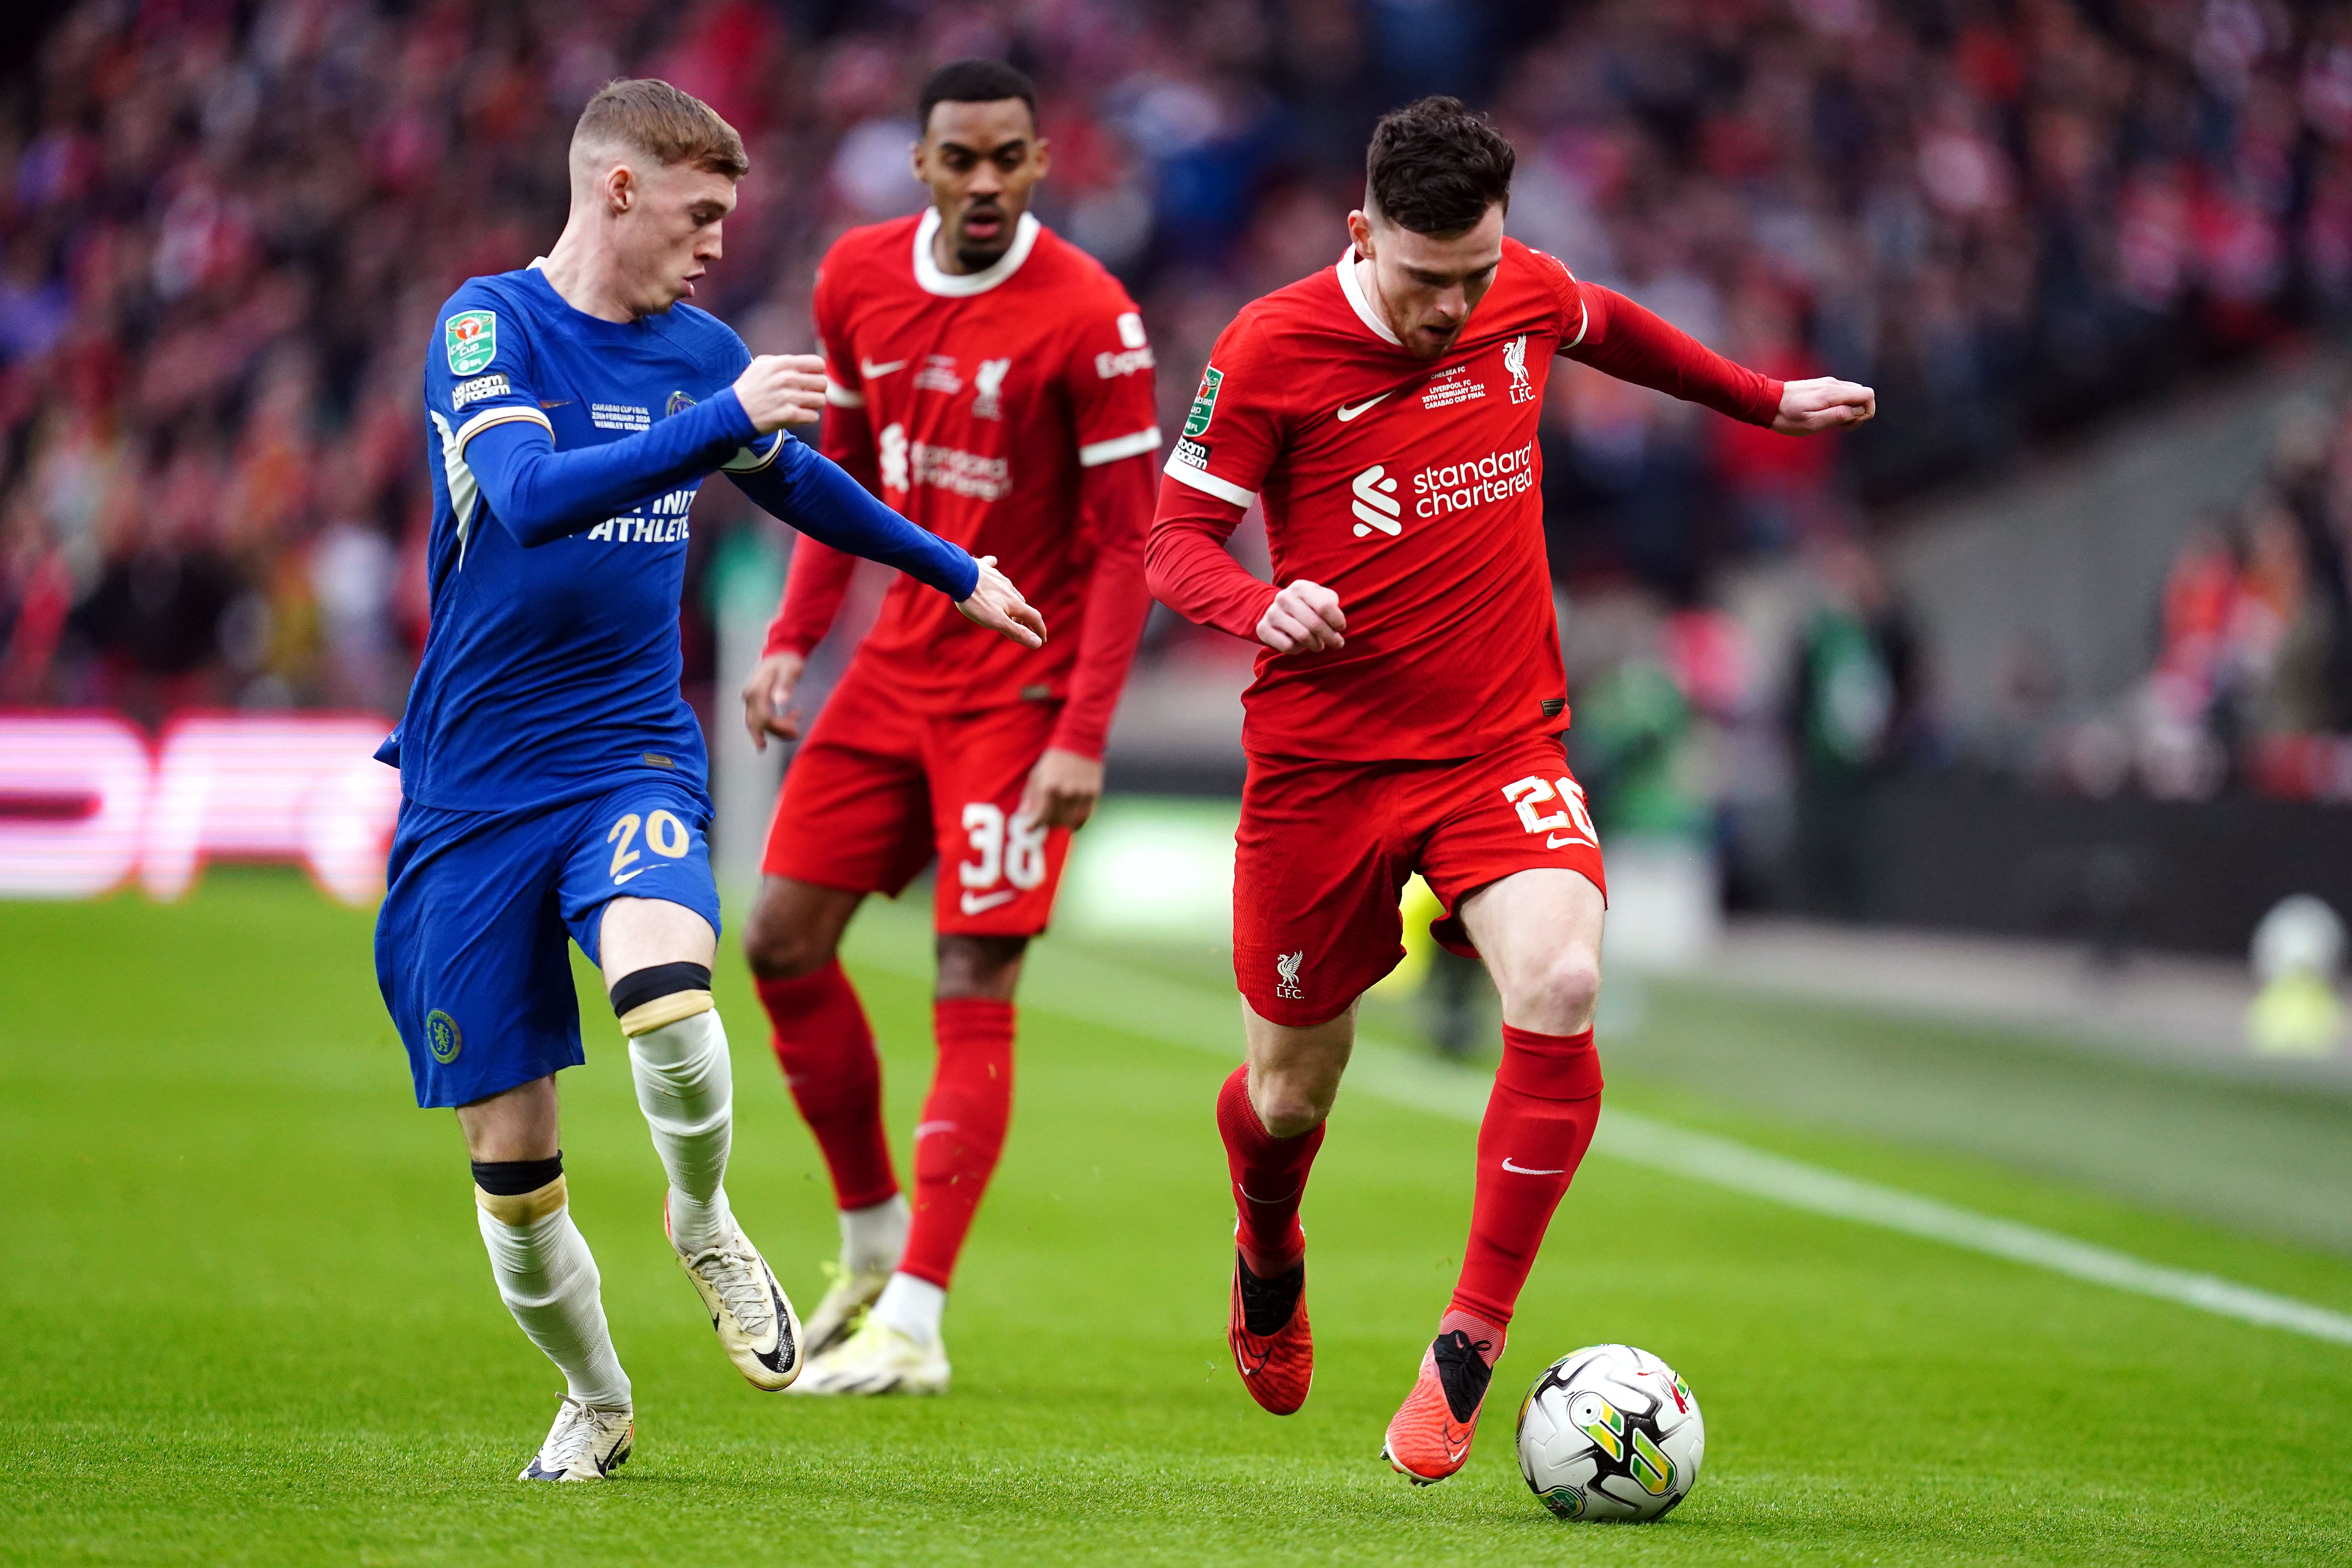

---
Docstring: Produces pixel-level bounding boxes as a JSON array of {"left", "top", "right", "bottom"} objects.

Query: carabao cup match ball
[{"left": 1515, "top": 1344, "right": 1705, "bottom": 1522}]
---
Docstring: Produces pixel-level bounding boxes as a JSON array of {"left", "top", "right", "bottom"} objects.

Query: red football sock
[
  {"left": 1448, "top": 1025, "right": 1602, "bottom": 1338},
  {"left": 757, "top": 961, "right": 899, "bottom": 1211},
  {"left": 897, "top": 998, "right": 1016, "bottom": 1289},
  {"left": 1216, "top": 1065, "right": 1325, "bottom": 1275}
]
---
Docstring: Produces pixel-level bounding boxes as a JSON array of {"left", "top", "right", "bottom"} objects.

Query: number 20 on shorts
[
  {"left": 1501, "top": 775, "right": 1597, "bottom": 847},
  {"left": 607, "top": 809, "right": 691, "bottom": 885}
]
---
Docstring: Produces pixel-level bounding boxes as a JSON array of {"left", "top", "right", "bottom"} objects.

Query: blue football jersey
[{"left": 385, "top": 265, "right": 786, "bottom": 812}]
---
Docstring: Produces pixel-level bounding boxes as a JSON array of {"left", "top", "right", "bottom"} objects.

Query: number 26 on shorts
[{"left": 1501, "top": 774, "right": 1597, "bottom": 849}]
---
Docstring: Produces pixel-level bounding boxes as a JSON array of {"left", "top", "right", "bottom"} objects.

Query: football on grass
[{"left": 1516, "top": 1343, "right": 1705, "bottom": 1522}]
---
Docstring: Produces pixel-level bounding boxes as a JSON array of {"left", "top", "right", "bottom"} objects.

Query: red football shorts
[
  {"left": 761, "top": 661, "right": 1072, "bottom": 936},
  {"left": 1232, "top": 733, "right": 1607, "bottom": 1026}
]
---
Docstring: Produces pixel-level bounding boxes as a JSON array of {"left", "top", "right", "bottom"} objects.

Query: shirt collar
[
  {"left": 1336, "top": 247, "right": 1403, "bottom": 346},
  {"left": 914, "top": 209, "right": 1042, "bottom": 297}
]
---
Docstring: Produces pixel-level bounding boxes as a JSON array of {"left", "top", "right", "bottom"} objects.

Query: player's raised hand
[
  {"left": 731, "top": 354, "right": 829, "bottom": 433},
  {"left": 956, "top": 555, "right": 1047, "bottom": 649},
  {"left": 1017, "top": 747, "right": 1105, "bottom": 831},
  {"left": 1772, "top": 376, "right": 1876, "bottom": 435},
  {"left": 1258, "top": 579, "right": 1346, "bottom": 655},
  {"left": 739, "top": 649, "right": 807, "bottom": 752}
]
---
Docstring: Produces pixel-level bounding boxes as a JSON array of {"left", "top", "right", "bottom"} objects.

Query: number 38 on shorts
[{"left": 1501, "top": 773, "right": 1598, "bottom": 850}]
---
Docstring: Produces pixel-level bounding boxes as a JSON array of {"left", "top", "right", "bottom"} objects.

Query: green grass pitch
[{"left": 4, "top": 870, "right": 2351, "bottom": 1565}]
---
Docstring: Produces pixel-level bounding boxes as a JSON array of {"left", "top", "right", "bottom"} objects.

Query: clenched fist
[
  {"left": 731, "top": 354, "right": 828, "bottom": 433},
  {"left": 1772, "top": 377, "right": 1876, "bottom": 435},
  {"left": 1257, "top": 579, "right": 1347, "bottom": 654}
]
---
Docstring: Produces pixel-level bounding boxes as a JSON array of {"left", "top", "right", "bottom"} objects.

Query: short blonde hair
[{"left": 573, "top": 78, "right": 748, "bottom": 179}]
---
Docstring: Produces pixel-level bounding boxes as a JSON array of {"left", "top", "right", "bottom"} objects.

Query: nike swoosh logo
[
  {"left": 1238, "top": 1183, "right": 1299, "bottom": 1205},
  {"left": 959, "top": 889, "right": 1016, "bottom": 915},
  {"left": 861, "top": 358, "right": 908, "bottom": 378},
  {"left": 1501, "top": 1157, "right": 1566, "bottom": 1176},
  {"left": 539, "top": 399, "right": 573, "bottom": 409},
  {"left": 612, "top": 867, "right": 649, "bottom": 885},
  {"left": 1546, "top": 833, "right": 1585, "bottom": 849},
  {"left": 751, "top": 1263, "right": 797, "bottom": 1375},
  {"left": 914, "top": 1120, "right": 957, "bottom": 1140},
  {"left": 1335, "top": 393, "right": 1391, "bottom": 422}
]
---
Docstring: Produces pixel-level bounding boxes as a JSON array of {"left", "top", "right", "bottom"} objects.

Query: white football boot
[
  {"left": 667, "top": 1205, "right": 804, "bottom": 1391},
  {"left": 786, "top": 1316, "right": 950, "bottom": 1396},
  {"left": 519, "top": 1397, "right": 634, "bottom": 1482},
  {"left": 802, "top": 1257, "right": 893, "bottom": 1358}
]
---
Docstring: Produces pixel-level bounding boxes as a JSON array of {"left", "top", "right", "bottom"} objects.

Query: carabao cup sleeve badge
[{"left": 446, "top": 310, "right": 497, "bottom": 376}]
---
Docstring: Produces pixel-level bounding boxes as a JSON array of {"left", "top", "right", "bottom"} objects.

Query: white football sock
[
  {"left": 475, "top": 1183, "right": 630, "bottom": 1409},
  {"left": 625, "top": 1004, "right": 735, "bottom": 1254},
  {"left": 841, "top": 1194, "right": 909, "bottom": 1275},
  {"left": 870, "top": 1271, "right": 946, "bottom": 1346}
]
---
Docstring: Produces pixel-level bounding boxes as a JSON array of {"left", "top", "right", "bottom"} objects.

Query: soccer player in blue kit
[{"left": 373, "top": 79, "right": 1045, "bottom": 1482}]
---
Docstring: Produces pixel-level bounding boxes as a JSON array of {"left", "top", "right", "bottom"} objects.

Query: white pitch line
[{"left": 839, "top": 906, "right": 2352, "bottom": 1347}]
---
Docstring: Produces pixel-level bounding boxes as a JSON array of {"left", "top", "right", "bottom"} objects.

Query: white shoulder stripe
[
  {"left": 1078, "top": 426, "right": 1161, "bottom": 467},
  {"left": 451, "top": 404, "right": 552, "bottom": 458},
  {"left": 824, "top": 379, "right": 865, "bottom": 408},
  {"left": 1163, "top": 453, "right": 1256, "bottom": 508}
]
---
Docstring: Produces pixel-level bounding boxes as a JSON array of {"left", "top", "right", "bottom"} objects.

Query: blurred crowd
[
  {"left": 2074, "top": 381, "right": 2352, "bottom": 802},
  {"left": 6, "top": 0, "right": 2352, "bottom": 742}
]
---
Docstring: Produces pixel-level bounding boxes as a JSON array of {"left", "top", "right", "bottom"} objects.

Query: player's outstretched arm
[
  {"left": 729, "top": 443, "right": 1044, "bottom": 648},
  {"left": 1771, "top": 376, "right": 1876, "bottom": 434},
  {"left": 468, "top": 389, "right": 771, "bottom": 548},
  {"left": 1566, "top": 281, "right": 1853, "bottom": 432}
]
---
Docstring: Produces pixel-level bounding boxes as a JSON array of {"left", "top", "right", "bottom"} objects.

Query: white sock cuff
[
  {"left": 839, "top": 1195, "right": 909, "bottom": 1275},
  {"left": 870, "top": 1271, "right": 946, "bottom": 1346}
]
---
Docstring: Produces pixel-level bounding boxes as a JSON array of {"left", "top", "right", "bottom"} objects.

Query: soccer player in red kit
[
  {"left": 1146, "top": 98, "right": 1874, "bottom": 1480},
  {"left": 737, "top": 59, "right": 1158, "bottom": 1395}
]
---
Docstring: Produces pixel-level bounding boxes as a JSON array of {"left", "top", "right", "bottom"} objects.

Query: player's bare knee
[
  {"left": 1249, "top": 1067, "right": 1335, "bottom": 1138},
  {"left": 936, "top": 934, "right": 1026, "bottom": 1000},
  {"left": 741, "top": 902, "right": 831, "bottom": 981},
  {"left": 1256, "top": 1089, "right": 1328, "bottom": 1140},
  {"left": 1507, "top": 948, "right": 1602, "bottom": 1032}
]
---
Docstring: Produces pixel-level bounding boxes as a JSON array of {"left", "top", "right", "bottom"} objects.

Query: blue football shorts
[{"left": 375, "top": 775, "right": 723, "bottom": 1109}]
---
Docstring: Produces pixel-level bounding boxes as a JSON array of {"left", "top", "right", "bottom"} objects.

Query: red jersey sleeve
[
  {"left": 1064, "top": 295, "right": 1163, "bottom": 468},
  {"left": 1538, "top": 254, "right": 1783, "bottom": 427},
  {"left": 764, "top": 264, "right": 872, "bottom": 657},
  {"left": 1044, "top": 294, "right": 1161, "bottom": 759},
  {"left": 1148, "top": 312, "right": 1286, "bottom": 639}
]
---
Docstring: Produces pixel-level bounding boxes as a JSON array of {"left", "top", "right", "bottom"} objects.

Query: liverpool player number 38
[{"left": 1145, "top": 96, "right": 1873, "bottom": 1494}]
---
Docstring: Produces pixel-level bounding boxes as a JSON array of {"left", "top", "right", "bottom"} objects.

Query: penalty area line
[{"left": 837, "top": 906, "right": 2352, "bottom": 1348}]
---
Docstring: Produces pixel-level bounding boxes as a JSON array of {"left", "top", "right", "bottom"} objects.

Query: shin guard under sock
[
  {"left": 621, "top": 983, "right": 736, "bottom": 1256},
  {"left": 756, "top": 963, "right": 900, "bottom": 1212},
  {"left": 1448, "top": 1025, "right": 1602, "bottom": 1334},
  {"left": 1216, "top": 1065, "right": 1324, "bottom": 1276},
  {"left": 897, "top": 998, "right": 1016, "bottom": 1289},
  {"left": 475, "top": 1173, "right": 631, "bottom": 1408}
]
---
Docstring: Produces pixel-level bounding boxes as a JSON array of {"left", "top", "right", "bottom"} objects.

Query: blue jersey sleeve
[
  {"left": 465, "top": 393, "right": 759, "bottom": 548},
  {"left": 730, "top": 438, "right": 980, "bottom": 601}
]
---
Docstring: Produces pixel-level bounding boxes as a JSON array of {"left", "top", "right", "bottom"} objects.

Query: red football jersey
[
  {"left": 767, "top": 211, "right": 1160, "bottom": 725},
  {"left": 1153, "top": 237, "right": 1781, "bottom": 762}
]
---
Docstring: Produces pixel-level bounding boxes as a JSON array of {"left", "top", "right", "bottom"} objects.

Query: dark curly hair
[{"left": 1366, "top": 96, "right": 1515, "bottom": 235}]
